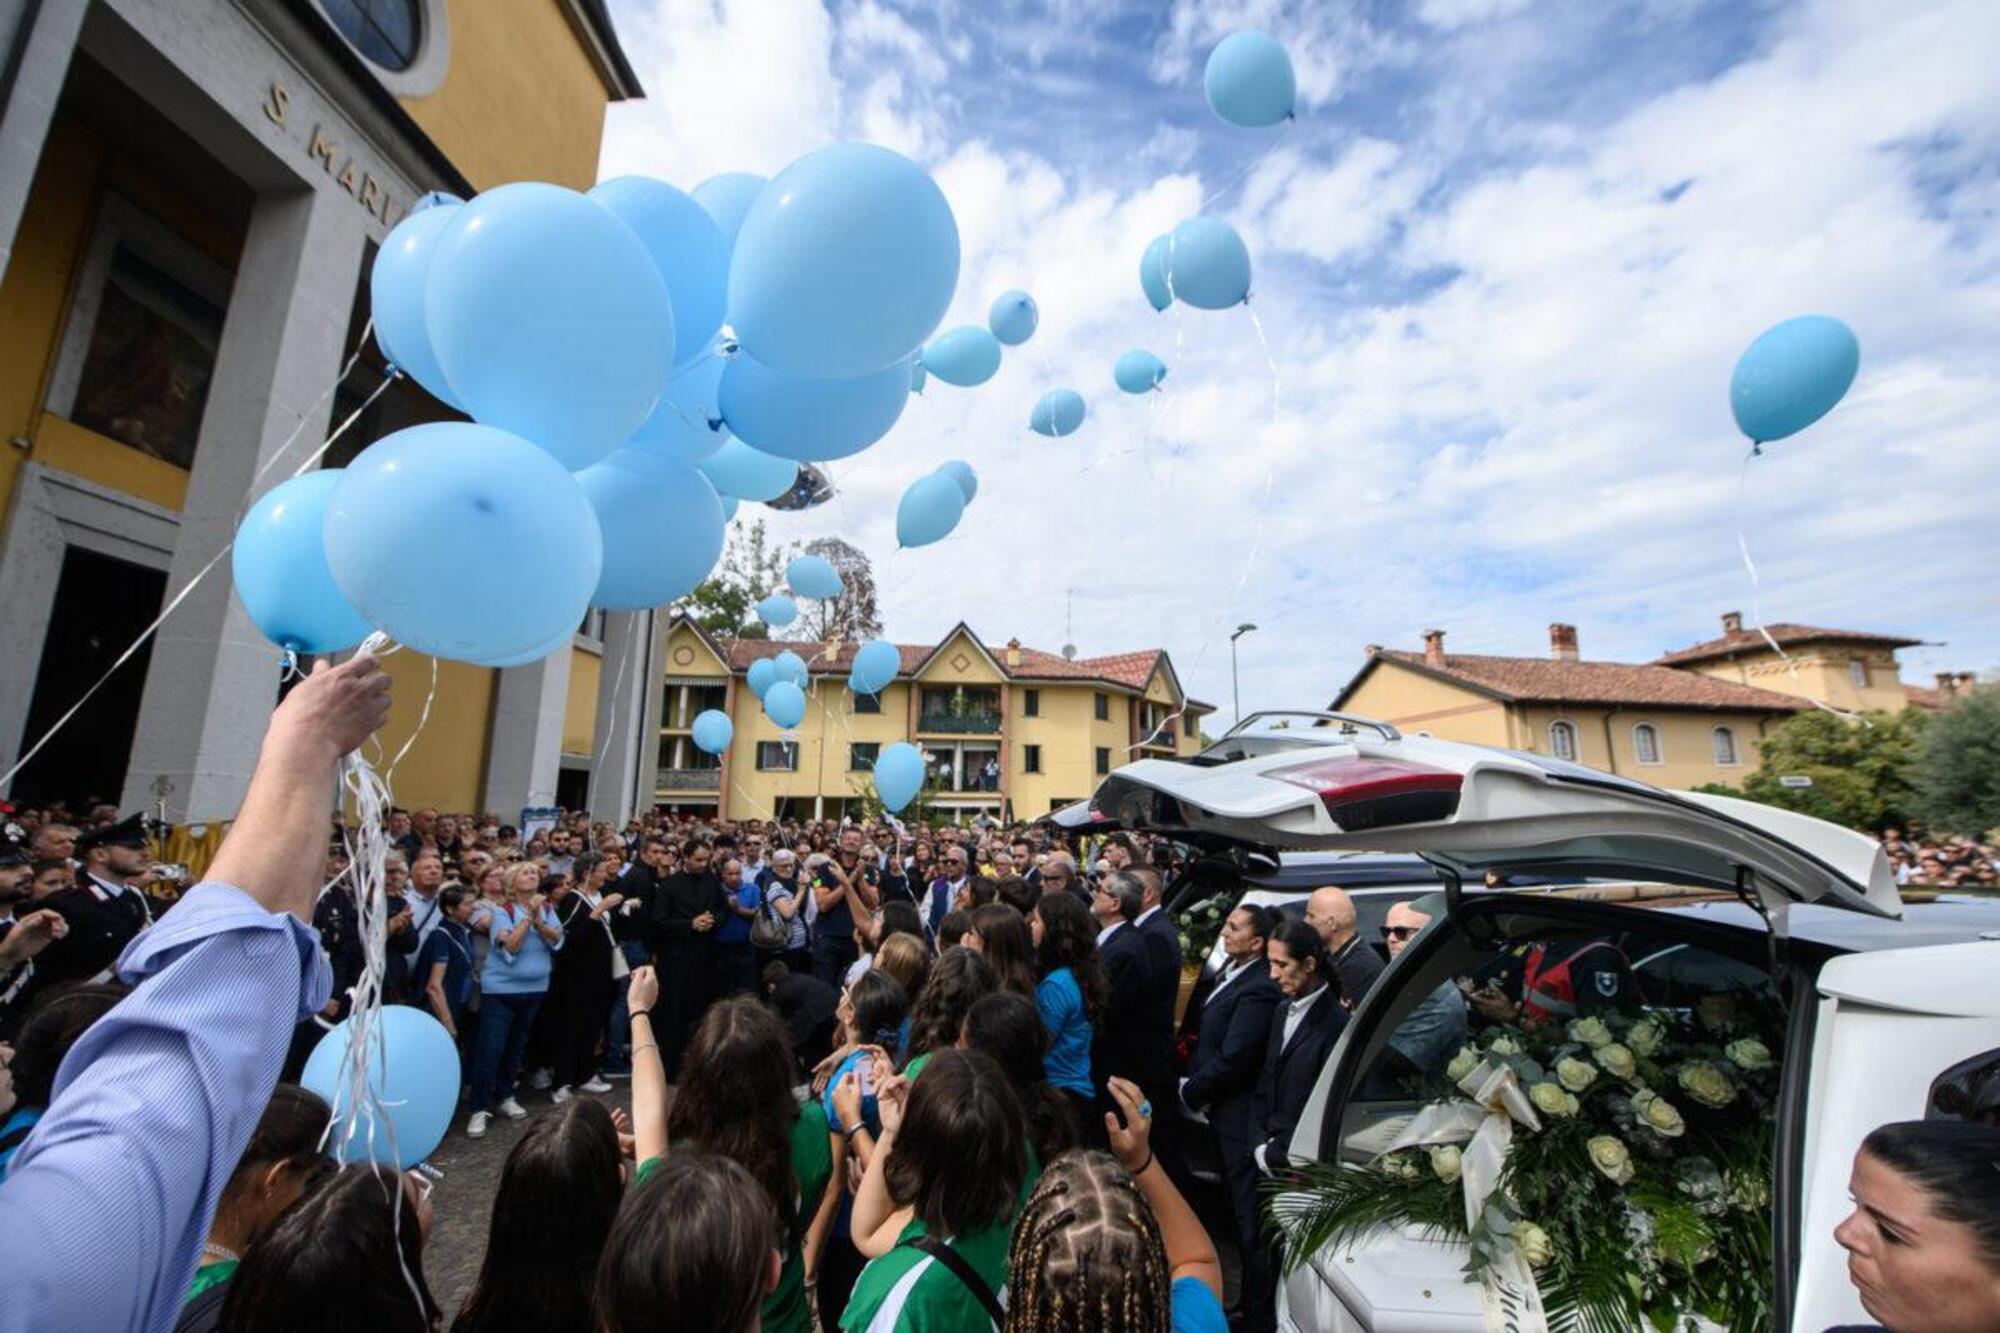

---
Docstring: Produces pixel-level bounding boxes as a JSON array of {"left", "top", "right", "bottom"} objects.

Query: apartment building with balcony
[{"left": 653, "top": 615, "right": 1215, "bottom": 821}]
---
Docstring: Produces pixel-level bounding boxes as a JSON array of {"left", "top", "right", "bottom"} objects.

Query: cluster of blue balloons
[
  {"left": 747, "top": 648, "right": 812, "bottom": 729},
  {"left": 898, "top": 458, "right": 978, "bottom": 547},
  {"left": 1138, "top": 216, "right": 1253, "bottom": 313},
  {"left": 235, "top": 142, "right": 966, "bottom": 666}
]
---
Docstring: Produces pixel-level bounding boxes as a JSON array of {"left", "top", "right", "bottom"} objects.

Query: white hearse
[{"left": 1075, "top": 711, "right": 2000, "bottom": 1332}]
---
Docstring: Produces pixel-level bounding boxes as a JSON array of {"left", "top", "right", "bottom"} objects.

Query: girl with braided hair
[{"left": 1004, "top": 1077, "right": 1227, "bottom": 1333}]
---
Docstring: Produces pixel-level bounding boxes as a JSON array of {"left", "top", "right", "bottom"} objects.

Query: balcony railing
[
  {"left": 917, "top": 712, "right": 1000, "bottom": 734},
  {"left": 658, "top": 768, "right": 722, "bottom": 791}
]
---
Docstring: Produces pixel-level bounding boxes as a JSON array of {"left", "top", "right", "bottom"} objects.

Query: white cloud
[{"left": 601, "top": 0, "right": 2000, "bottom": 718}]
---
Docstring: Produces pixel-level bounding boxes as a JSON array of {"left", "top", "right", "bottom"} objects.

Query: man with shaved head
[{"left": 1305, "top": 885, "right": 1384, "bottom": 1009}]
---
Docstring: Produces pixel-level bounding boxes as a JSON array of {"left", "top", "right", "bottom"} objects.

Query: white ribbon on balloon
[{"left": 1381, "top": 1059, "right": 1551, "bottom": 1333}]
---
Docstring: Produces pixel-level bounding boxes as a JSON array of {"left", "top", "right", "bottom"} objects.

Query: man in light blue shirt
[{"left": 0, "top": 654, "right": 393, "bottom": 1333}]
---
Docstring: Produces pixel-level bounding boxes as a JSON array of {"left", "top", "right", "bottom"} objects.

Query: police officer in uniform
[{"left": 30, "top": 814, "right": 155, "bottom": 995}]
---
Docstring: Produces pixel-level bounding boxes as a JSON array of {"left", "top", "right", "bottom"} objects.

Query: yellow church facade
[{"left": 0, "top": 0, "right": 649, "bottom": 823}]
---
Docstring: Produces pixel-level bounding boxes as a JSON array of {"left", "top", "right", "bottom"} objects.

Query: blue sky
[{"left": 601, "top": 0, "right": 2000, "bottom": 717}]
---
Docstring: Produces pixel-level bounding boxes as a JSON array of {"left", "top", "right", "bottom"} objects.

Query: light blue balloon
[
  {"left": 370, "top": 204, "right": 465, "bottom": 409},
  {"left": 764, "top": 679, "right": 807, "bottom": 729},
  {"left": 935, "top": 459, "right": 977, "bottom": 503},
  {"left": 721, "top": 494, "right": 740, "bottom": 521},
  {"left": 324, "top": 422, "right": 602, "bottom": 665},
  {"left": 730, "top": 143, "right": 960, "bottom": 379},
  {"left": 757, "top": 594, "right": 799, "bottom": 626},
  {"left": 631, "top": 356, "right": 729, "bottom": 465},
  {"left": 427, "top": 182, "right": 675, "bottom": 469},
  {"left": 719, "top": 355, "right": 909, "bottom": 462},
  {"left": 1114, "top": 349, "right": 1168, "bottom": 394},
  {"left": 989, "top": 290, "right": 1038, "bottom": 346},
  {"left": 301, "top": 1006, "right": 461, "bottom": 1168},
  {"left": 573, "top": 450, "right": 726, "bottom": 610},
  {"left": 486, "top": 628, "right": 575, "bottom": 669},
  {"left": 1030, "top": 389, "right": 1087, "bottom": 437},
  {"left": 909, "top": 359, "right": 927, "bottom": 395},
  {"left": 922, "top": 326, "right": 1003, "bottom": 387},
  {"left": 896, "top": 471, "right": 966, "bottom": 547},
  {"left": 232, "top": 470, "right": 373, "bottom": 655},
  {"left": 692, "top": 172, "right": 767, "bottom": 250},
  {"left": 1204, "top": 30, "right": 1297, "bottom": 128},
  {"left": 699, "top": 438, "right": 799, "bottom": 502},
  {"left": 1165, "top": 217, "right": 1251, "bottom": 310},
  {"left": 1140, "top": 235, "right": 1174, "bottom": 312},
  {"left": 1729, "top": 315, "right": 1861, "bottom": 444},
  {"left": 691, "top": 708, "right": 734, "bottom": 755},
  {"left": 872, "top": 741, "right": 926, "bottom": 813},
  {"left": 747, "top": 658, "right": 779, "bottom": 699},
  {"left": 787, "top": 554, "right": 844, "bottom": 600},
  {"left": 590, "top": 176, "right": 727, "bottom": 373},
  {"left": 772, "top": 649, "right": 809, "bottom": 688},
  {"left": 849, "top": 638, "right": 900, "bottom": 695}
]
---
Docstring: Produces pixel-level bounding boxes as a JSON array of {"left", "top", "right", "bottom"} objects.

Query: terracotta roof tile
[
  {"left": 1367, "top": 649, "right": 1808, "bottom": 713},
  {"left": 694, "top": 624, "right": 1200, "bottom": 706},
  {"left": 1656, "top": 622, "right": 1921, "bottom": 666},
  {"left": 1903, "top": 683, "right": 1952, "bottom": 712}
]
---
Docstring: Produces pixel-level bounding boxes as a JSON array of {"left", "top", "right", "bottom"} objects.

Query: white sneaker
[
  {"left": 498, "top": 1096, "right": 528, "bottom": 1119},
  {"left": 579, "top": 1076, "right": 613, "bottom": 1094},
  {"left": 527, "top": 1068, "right": 553, "bottom": 1090},
  {"left": 467, "top": 1111, "right": 490, "bottom": 1139},
  {"left": 551, "top": 1085, "right": 573, "bottom": 1104}
]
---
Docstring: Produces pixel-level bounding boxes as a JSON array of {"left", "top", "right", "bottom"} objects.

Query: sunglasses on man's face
[{"left": 1381, "top": 924, "right": 1419, "bottom": 942}]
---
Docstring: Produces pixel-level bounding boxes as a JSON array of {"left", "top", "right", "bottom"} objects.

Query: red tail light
[{"left": 1267, "top": 757, "right": 1463, "bottom": 831}]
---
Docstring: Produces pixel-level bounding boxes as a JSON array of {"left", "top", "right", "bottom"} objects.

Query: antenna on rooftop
[{"left": 1062, "top": 589, "right": 1077, "bottom": 660}]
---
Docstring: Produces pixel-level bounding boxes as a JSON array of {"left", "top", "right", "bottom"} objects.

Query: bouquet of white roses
[{"left": 1276, "top": 991, "right": 1782, "bottom": 1332}]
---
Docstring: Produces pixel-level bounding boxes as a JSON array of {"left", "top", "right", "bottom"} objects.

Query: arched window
[
  {"left": 1548, "top": 720, "right": 1578, "bottom": 762},
  {"left": 321, "top": 0, "right": 422, "bottom": 71},
  {"left": 1711, "top": 726, "right": 1739, "bottom": 766},
  {"left": 1633, "top": 722, "right": 1663, "bottom": 766}
]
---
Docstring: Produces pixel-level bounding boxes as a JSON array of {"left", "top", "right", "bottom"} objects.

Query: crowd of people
[
  {"left": 3, "top": 662, "right": 1999, "bottom": 1333},
  {"left": 1879, "top": 826, "right": 2000, "bottom": 889}
]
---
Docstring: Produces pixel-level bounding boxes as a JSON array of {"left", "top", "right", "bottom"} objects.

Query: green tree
[
  {"left": 1912, "top": 686, "right": 2000, "bottom": 836},
  {"left": 678, "top": 519, "right": 787, "bottom": 638},
  {"left": 1709, "top": 708, "right": 1928, "bottom": 831}
]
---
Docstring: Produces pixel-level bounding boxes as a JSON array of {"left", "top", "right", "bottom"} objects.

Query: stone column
[
  {"left": 482, "top": 647, "right": 574, "bottom": 817},
  {"left": 587, "top": 609, "right": 655, "bottom": 825},
  {"left": 119, "top": 184, "right": 367, "bottom": 821},
  {"left": 0, "top": 0, "right": 88, "bottom": 270}
]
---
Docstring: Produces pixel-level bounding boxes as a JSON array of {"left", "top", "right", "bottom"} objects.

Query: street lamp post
[{"left": 1230, "top": 623, "right": 1257, "bottom": 726}]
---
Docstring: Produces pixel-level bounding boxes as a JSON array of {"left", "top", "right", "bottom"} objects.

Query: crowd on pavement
[{"left": 2, "top": 664, "right": 1999, "bottom": 1332}]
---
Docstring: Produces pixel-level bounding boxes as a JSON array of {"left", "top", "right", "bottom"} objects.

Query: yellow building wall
[
  {"left": 1512, "top": 705, "right": 1776, "bottom": 790},
  {"left": 562, "top": 645, "right": 600, "bottom": 755},
  {"left": 1688, "top": 645, "right": 1909, "bottom": 715},
  {"left": 360, "top": 653, "right": 495, "bottom": 814},
  {"left": 1011, "top": 685, "right": 1110, "bottom": 817},
  {"left": 397, "top": 0, "right": 611, "bottom": 191},
  {"left": 1341, "top": 664, "right": 1516, "bottom": 747}
]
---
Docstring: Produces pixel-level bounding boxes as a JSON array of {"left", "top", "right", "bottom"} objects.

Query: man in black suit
[
  {"left": 1088, "top": 870, "right": 1170, "bottom": 1148},
  {"left": 1182, "top": 904, "right": 1283, "bottom": 1330},
  {"left": 1128, "top": 864, "right": 1188, "bottom": 1179},
  {"left": 648, "top": 837, "right": 727, "bottom": 1080},
  {"left": 1247, "top": 916, "right": 1347, "bottom": 1332},
  {"left": 1306, "top": 884, "right": 1385, "bottom": 1010}
]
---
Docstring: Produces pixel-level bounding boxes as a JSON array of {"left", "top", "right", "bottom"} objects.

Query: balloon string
[
  {"left": 1733, "top": 444, "right": 1864, "bottom": 723},
  {"left": 0, "top": 371, "right": 398, "bottom": 792}
]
